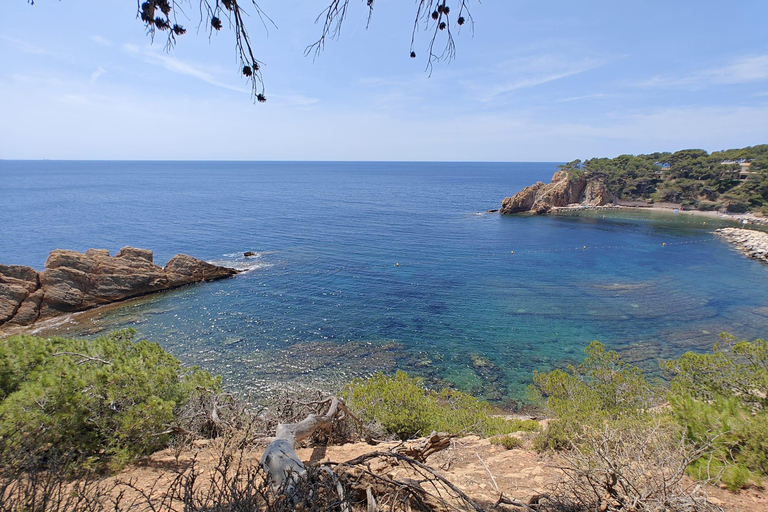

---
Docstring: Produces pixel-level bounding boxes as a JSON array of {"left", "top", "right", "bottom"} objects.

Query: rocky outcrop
[
  {"left": 500, "top": 170, "right": 614, "bottom": 214},
  {"left": 715, "top": 228, "right": 768, "bottom": 264},
  {"left": 0, "top": 247, "right": 238, "bottom": 328}
]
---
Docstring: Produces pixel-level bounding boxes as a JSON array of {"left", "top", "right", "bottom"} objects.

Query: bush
[
  {"left": 341, "top": 371, "right": 538, "bottom": 440},
  {"left": 725, "top": 199, "right": 749, "bottom": 213},
  {"left": 0, "top": 329, "right": 220, "bottom": 472},
  {"left": 696, "top": 200, "right": 720, "bottom": 211},
  {"left": 490, "top": 435, "right": 523, "bottom": 450},
  {"left": 543, "top": 419, "right": 717, "bottom": 512},
  {"left": 664, "top": 334, "right": 768, "bottom": 488},
  {"left": 529, "top": 341, "right": 657, "bottom": 450},
  {"left": 530, "top": 336, "right": 768, "bottom": 490}
]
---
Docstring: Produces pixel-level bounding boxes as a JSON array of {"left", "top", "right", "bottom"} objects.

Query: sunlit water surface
[{"left": 2, "top": 161, "right": 766, "bottom": 404}]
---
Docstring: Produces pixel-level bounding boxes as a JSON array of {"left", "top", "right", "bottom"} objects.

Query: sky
[{"left": 1, "top": 0, "right": 767, "bottom": 161}]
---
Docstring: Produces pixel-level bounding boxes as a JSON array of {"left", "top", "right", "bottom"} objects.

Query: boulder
[
  {"left": 500, "top": 182, "right": 545, "bottom": 214},
  {"left": 500, "top": 170, "right": 613, "bottom": 214},
  {"left": 0, "top": 265, "right": 41, "bottom": 323},
  {"left": 165, "top": 254, "right": 239, "bottom": 287},
  {"left": 0, "top": 247, "right": 239, "bottom": 329}
]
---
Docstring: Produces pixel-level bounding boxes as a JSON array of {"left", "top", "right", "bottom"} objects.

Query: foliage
[
  {"left": 577, "top": 144, "right": 768, "bottom": 212},
  {"left": 531, "top": 336, "right": 768, "bottom": 490},
  {"left": 529, "top": 341, "right": 657, "bottom": 450},
  {"left": 539, "top": 419, "right": 719, "bottom": 512},
  {"left": 490, "top": 434, "right": 523, "bottom": 449},
  {"left": 341, "top": 370, "right": 538, "bottom": 440},
  {"left": 0, "top": 329, "right": 220, "bottom": 472},
  {"left": 664, "top": 334, "right": 768, "bottom": 489}
]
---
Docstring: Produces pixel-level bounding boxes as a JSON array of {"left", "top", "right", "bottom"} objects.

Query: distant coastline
[
  {"left": 500, "top": 144, "right": 768, "bottom": 216},
  {"left": 546, "top": 202, "right": 768, "bottom": 225}
]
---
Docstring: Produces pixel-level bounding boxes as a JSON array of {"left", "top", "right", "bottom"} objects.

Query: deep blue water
[{"left": 2, "top": 161, "right": 767, "bottom": 404}]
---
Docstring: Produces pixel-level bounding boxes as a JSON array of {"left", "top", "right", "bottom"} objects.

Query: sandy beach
[{"left": 550, "top": 202, "right": 768, "bottom": 226}]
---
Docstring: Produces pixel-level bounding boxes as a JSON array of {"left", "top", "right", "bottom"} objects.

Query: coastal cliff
[
  {"left": 500, "top": 170, "right": 613, "bottom": 214},
  {"left": 0, "top": 247, "right": 238, "bottom": 328}
]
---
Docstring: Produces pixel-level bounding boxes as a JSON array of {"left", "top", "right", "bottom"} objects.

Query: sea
[{"left": 2, "top": 160, "right": 767, "bottom": 406}]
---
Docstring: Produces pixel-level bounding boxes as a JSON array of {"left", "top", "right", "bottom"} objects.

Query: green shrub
[
  {"left": 490, "top": 435, "right": 523, "bottom": 450},
  {"left": 528, "top": 336, "right": 767, "bottom": 490},
  {"left": 529, "top": 341, "right": 657, "bottom": 450},
  {"left": 0, "top": 329, "right": 220, "bottom": 472},
  {"left": 725, "top": 200, "right": 749, "bottom": 213},
  {"left": 695, "top": 200, "right": 720, "bottom": 211},
  {"left": 664, "top": 334, "right": 768, "bottom": 489},
  {"left": 341, "top": 371, "right": 537, "bottom": 440}
]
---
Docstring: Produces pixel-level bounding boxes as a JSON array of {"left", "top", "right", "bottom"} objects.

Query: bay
[{"left": 2, "top": 160, "right": 766, "bottom": 404}]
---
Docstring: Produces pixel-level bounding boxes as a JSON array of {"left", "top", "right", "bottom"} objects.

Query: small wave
[
  {"left": 210, "top": 251, "right": 272, "bottom": 273},
  {"left": 208, "top": 259, "right": 272, "bottom": 273},
  {"left": 224, "top": 251, "right": 262, "bottom": 258},
  {"left": 30, "top": 314, "right": 74, "bottom": 334}
]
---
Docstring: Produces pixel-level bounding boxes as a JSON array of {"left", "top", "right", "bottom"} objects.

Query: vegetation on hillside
[{"left": 560, "top": 144, "right": 768, "bottom": 213}]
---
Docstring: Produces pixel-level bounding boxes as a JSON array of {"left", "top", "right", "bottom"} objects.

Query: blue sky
[{"left": 1, "top": 0, "right": 767, "bottom": 161}]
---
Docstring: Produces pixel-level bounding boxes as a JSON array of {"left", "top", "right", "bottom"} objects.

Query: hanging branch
[
  {"left": 137, "top": 0, "right": 273, "bottom": 102},
  {"left": 31, "top": 1, "right": 476, "bottom": 103}
]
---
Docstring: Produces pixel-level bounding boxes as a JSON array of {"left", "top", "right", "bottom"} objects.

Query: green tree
[
  {"left": 664, "top": 334, "right": 768, "bottom": 489},
  {"left": 529, "top": 341, "right": 657, "bottom": 449},
  {"left": 0, "top": 329, "right": 220, "bottom": 472}
]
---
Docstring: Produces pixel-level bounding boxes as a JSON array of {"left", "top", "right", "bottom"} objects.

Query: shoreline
[
  {"left": 545, "top": 203, "right": 766, "bottom": 225},
  {"left": 714, "top": 227, "right": 768, "bottom": 264}
]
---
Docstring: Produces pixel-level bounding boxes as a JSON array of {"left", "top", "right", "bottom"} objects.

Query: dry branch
[{"left": 260, "top": 396, "right": 358, "bottom": 489}]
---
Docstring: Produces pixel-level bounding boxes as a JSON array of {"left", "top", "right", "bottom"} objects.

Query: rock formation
[
  {"left": 500, "top": 170, "right": 614, "bottom": 214},
  {"left": 715, "top": 228, "right": 768, "bottom": 264},
  {"left": 0, "top": 247, "right": 238, "bottom": 328}
]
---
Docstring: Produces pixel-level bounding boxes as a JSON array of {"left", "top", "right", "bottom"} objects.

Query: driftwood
[
  {"left": 258, "top": 397, "right": 492, "bottom": 511},
  {"left": 394, "top": 432, "right": 454, "bottom": 462},
  {"left": 259, "top": 396, "right": 356, "bottom": 489}
]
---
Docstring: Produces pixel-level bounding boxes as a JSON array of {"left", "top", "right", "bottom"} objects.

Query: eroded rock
[
  {"left": 500, "top": 170, "right": 613, "bottom": 214},
  {"left": 0, "top": 247, "right": 238, "bottom": 329}
]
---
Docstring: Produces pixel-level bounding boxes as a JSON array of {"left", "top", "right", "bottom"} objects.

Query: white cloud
[
  {"left": 90, "top": 35, "right": 113, "bottom": 47},
  {"left": 703, "top": 55, "right": 768, "bottom": 84},
  {"left": 464, "top": 55, "right": 608, "bottom": 103},
  {"left": 268, "top": 93, "right": 320, "bottom": 107},
  {"left": 0, "top": 35, "right": 47, "bottom": 55},
  {"left": 122, "top": 44, "right": 249, "bottom": 93},
  {"left": 89, "top": 67, "right": 107, "bottom": 85},
  {"left": 639, "top": 55, "right": 768, "bottom": 89},
  {"left": 555, "top": 93, "right": 611, "bottom": 103}
]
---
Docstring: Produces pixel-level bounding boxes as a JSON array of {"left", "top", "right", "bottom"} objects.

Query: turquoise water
[{"left": 2, "top": 161, "right": 767, "bottom": 405}]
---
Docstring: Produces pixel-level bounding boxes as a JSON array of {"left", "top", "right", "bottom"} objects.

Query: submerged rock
[
  {"left": 0, "top": 247, "right": 238, "bottom": 329},
  {"left": 500, "top": 170, "right": 613, "bottom": 214}
]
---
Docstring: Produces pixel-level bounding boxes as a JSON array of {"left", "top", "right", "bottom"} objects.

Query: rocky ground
[
  {"left": 715, "top": 227, "right": 768, "bottom": 264},
  {"left": 101, "top": 435, "right": 766, "bottom": 511}
]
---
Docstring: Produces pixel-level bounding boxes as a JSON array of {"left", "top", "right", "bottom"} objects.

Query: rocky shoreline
[
  {"left": 0, "top": 247, "right": 238, "bottom": 330},
  {"left": 500, "top": 170, "right": 613, "bottom": 214},
  {"left": 714, "top": 228, "right": 768, "bottom": 264}
]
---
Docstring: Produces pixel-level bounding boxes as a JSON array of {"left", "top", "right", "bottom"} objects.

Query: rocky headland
[
  {"left": 715, "top": 228, "right": 768, "bottom": 264},
  {"left": 500, "top": 170, "right": 614, "bottom": 214},
  {"left": 0, "top": 247, "right": 238, "bottom": 329}
]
